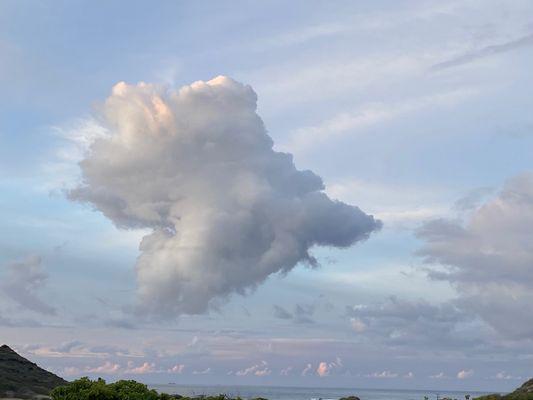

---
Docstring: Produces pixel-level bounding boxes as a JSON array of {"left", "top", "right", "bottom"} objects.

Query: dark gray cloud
[
  {"left": 431, "top": 32, "right": 533, "bottom": 71},
  {"left": 51, "top": 340, "right": 84, "bottom": 353},
  {"left": 293, "top": 304, "right": 315, "bottom": 324},
  {"left": 272, "top": 303, "right": 315, "bottom": 324},
  {"left": 1, "top": 256, "right": 56, "bottom": 315},
  {"left": 273, "top": 305, "right": 292, "bottom": 320},
  {"left": 417, "top": 173, "right": 533, "bottom": 339},
  {"left": 345, "top": 296, "right": 479, "bottom": 350},
  {"left": 69, "top": 76, "right": 381, "bottom": 318}
]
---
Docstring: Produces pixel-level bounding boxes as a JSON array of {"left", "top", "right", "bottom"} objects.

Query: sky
[{"left": 1, "top": 0, "right": 533, "bottom": 392}]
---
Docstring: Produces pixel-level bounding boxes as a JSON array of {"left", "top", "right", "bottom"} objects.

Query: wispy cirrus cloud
[
  {"left": 431, "top": 32, "right": 533, "bottom": 71},
  {"left": 284, "top": 88, "right": 479, "bottom": 154}
]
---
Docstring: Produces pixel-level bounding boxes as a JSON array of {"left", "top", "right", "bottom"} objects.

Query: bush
[
  {"left": 51, "top": 378, "right": 248, "bottom": 400},
  {"left": 50, "top": 378, "right": 161, "bottom": 400},
  {"left": 475, "top": 393, "right": 533, "bottom": 400}
]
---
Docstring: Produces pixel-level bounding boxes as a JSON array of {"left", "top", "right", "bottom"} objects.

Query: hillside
[
  {"left": 475, "top": 379, "right": 533, "bottom": 400},
  {"left": 0, "top": 344, "right": 67, "bottom": 399}
]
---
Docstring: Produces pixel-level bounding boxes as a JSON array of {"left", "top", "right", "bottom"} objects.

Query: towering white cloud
[{"left": 69, "top": 76, "right": 381, "bottom": 317}]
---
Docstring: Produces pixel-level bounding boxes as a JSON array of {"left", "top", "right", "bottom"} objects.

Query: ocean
[{"left": 149, "top": 384, "right": 491, "bottom": 400}]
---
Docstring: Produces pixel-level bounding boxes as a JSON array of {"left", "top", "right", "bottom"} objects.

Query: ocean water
[{"left": 149, "top": 384, "right": 490, "bottom": 400}]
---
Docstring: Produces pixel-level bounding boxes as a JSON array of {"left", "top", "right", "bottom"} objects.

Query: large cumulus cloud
[
  {"left": 417, "top": 173, "right": 533, "bottom": 339},
  {"left": 69, "top": 76, "right": 381, "bottom": 317}
]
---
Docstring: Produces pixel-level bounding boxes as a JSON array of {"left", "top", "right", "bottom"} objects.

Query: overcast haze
[{"left": 1, "top": 0, "right": 533, "bottom": 392}]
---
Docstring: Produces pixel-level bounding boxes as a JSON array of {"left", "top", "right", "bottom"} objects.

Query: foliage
[
  {"left": 51, "top": 378, "right": 254, "bottom": 400},
  {"left": 474, "top": 378, "right": 533, "bottom": 400},
  {"left": 50, "top": 377, "right": 533, "bottom": 400},
  {"left": 475, "top": 393, "right": 533, "bottom": 400},
  {"left": 50, "top": 377, "right": 162, "bottom": 400},
  {"left": 474, "top": 396, "right": 503, "bottom": 400}
]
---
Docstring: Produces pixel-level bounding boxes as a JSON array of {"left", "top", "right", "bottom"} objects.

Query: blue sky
[{"left": 1, "top": 0, "right": 533, "bottom": 391}]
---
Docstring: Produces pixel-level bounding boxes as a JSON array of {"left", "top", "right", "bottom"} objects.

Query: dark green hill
[
  {"left": 0, "top": 344, "right": 67, "bottom": 399},
  {"left": 475, "top": 378, "right": 533, "bottom": 400}
]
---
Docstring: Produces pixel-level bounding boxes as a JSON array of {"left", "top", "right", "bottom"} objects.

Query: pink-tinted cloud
[
  {"left": 457, "top": 369, "right": 474, "bottom": 379},
  {"left": 125, "top": 361, "right": 157, "bottom": 374},
  {"left": 168, "top": 364, "right": 185, "bottom": 374},
  {"left": 86, "top": 361, "right": 121, "bottom": 374}
]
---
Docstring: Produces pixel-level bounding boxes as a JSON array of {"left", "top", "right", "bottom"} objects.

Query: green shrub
[
  {"left": 50, "top": 378, "right": 159, "bottom": 400},
  {"left": 475, "top": 393, "right": 533, "bottom": 400},
  {"left": 109, "top": 380, "right": 160, "bottom": 400},
  {"left": 50, "top": 378, "right": 249, "bottom": 400}
]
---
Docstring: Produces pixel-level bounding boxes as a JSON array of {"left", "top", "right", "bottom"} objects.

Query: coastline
[{"left": 148, "top": 383, "right": 493, "bottom": 400}]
